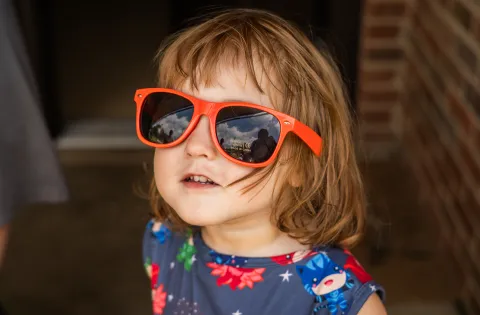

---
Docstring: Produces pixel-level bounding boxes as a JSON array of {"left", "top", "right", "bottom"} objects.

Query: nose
[{"left": 184, "top": 116, "right": 217, "bottom": 160}]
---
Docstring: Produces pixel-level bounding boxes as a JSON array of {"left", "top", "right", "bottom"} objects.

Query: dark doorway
[
  {"left": 170, "top": 0, "right": 363, "bottom": 110},
  {"left": 17, "top": 0, "right": 363, "bottom": 137},
  {"left": 14, "top": 0, "right": 64, "bottom": 138}
]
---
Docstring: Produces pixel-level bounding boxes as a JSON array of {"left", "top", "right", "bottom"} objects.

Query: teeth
[{"left": 188, "top": 175, "right": 214, "bottom": 184}]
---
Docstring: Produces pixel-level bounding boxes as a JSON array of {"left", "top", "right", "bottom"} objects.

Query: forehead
[{"left": 180, "top": 63, "right": 277, "bottom": 109}]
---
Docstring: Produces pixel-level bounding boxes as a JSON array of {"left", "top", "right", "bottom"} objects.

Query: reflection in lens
[
  {"left": 216, "top": 106, "right": 280, "bottom": 163},
  {"left": 140, "top": 92, "right": 193, "bottom": 144}
]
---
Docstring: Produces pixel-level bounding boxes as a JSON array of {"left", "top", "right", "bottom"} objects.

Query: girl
[{"left": 137, "top": 8, "right": 387, "bottom": 315}]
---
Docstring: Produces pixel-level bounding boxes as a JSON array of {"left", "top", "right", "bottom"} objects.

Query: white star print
[
  {"left": 279, "top": 270, "right": 293, "bottom": 282},
  {"left": 232, "top": 310, "right": 242, "bottom": 315},
  {"left": 170, "top": 261, "right": 175, "bottom": 269},
  {"left": 168, "top": 294, "right": 174, "bottom": 302},
  {"left": 369, "top": 284, "right": 376, "bottom": 291}
]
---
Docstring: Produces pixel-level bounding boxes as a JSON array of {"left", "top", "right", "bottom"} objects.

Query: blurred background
[{"left": 1, "top": 0, "right": 479, "bottom": 314}]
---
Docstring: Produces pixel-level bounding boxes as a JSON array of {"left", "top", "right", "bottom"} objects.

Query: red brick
[
  {"left": 477, "top": 131, "right": 480, "bottom": 155},
  {"left": 440, "top": 51, "right": 462, "bottom": 84},
  {"left": 447, "top": 92, "right": 473, "bottom": 135},
  {"left": 452, "top": 229, "right": 467, "bottom": 258},
  {"left": 363, "top": 131, "right": 394, "bottom": 142},
  {"left": 428, "top": 65, "right": 446, "bottom": 92},
  {"left": 361, "top": 111, "right": 391, "bottom": 123},
  {"left": 465, "top": 83, "right": 480, "bottom": 119},
  {"left": 360, "top": 69, "right": 396, "bottom": 82},
  {"left": 429, "top": 15, "right": 454, "bottom": 48},
  {"left": 360, "top": 90, "right": 399, "bottom": 102},
  {"left": 439, "top": 0, "right": 450, "bottom": 8},
  {"left": 453, "top": 0, "right": 472, "bottom": 30},
  {"left": 446, "top": 164, "right": 464, "bottom": 197},
  {"left": 433, "top": 148, "right": 449, "bottom": 182},
  {"left": 365, "top": 48, "right": 404, "bottom": 61},
  {"left": 460, "top": 189, "right": 480, "bottom": 236},
  {"left": 413, "top": 0, "right": 429, "bottom": 14},
  {"left": 365, "top": 25, "right": 401, "bottom": 38},
  {"left": 418, "top": 21, "right": 440, "bottom": 58},
  {"left": 460, "top": 142, "right": 480, "bottom": 186},
  {"left": 367, "top": 2, "right": 406, "bottom": 16},
  {"left": 452, "top": 194, "right": 474, "bottom": 239},
  {"left": 444, "top": 150, "right": 462, "bottom": 189},
  {"left": 464, "top": 190, "right": 480, "bottom": 239},
  {"left": 434, "top": 191, "right": 457, "bottom": 233},
  {"left": 457, "top": 42, "right": 478, "bottom": 72},
  {"left": 468, "top": 254, "right": 480, "bottom": 295},
  {"left": 465, "top": 188, "right": 480, "bottom": 210},
  {"left": 421, "top": 151, "right": 438, "bottom": 187},
  {"left": 412, "top": 11, "right": 421, "bottom": 32},
  {"left": 434, "top": 198, "right": 453, "bottom": 240},
  {"left": 474, "top": 20, "right": 480, "bottom": 43},
  {"left": 416, "top": 124, "right": 430, "bottom": 146}
]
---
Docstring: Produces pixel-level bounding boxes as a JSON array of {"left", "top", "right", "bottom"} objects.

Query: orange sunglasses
[{"left": 134, "top": 88, "right": 322, "bottom": 168}]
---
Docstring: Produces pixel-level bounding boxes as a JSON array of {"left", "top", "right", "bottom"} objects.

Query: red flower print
[
  {"left": 343, "top": 250, "right": 372, "bottom": 284},
  {"left": 271, "top": 250, "right": 316, "bottom": 265},
  {"left": 271, "top": 254, "right": 294, "bottom": 265},
  {"left": 152, "top": 284, "right": 167, "bottom": 315},
  {"left": 207, "top": 263, "right": 265, "bottom": 290},
  {"left": 151, "top": 263, "right": 160, "bottom": 289}
]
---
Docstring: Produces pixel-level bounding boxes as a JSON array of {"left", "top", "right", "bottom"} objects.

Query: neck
[{"left": 201, "top": 211, "right": 308, "bottom": 257}]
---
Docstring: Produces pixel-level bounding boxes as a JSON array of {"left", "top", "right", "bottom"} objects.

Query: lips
[
  {"left": 324, "top": 280, "right": 334, "bottom": 286},
  {"left": 182, "top": 173, "right": 218, "bottom": 185}
]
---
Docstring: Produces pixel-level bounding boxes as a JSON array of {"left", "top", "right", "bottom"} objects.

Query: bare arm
[{"left": 357, "top": 294, "right": 387, "bottom": 315}]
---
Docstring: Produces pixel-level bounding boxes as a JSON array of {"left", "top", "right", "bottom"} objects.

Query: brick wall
[
  {"left": 358, "top": 0, "right": 480, "bottom": 313},
  {"left": 357, "top": 0, "right": 408, "bottom": 159}
]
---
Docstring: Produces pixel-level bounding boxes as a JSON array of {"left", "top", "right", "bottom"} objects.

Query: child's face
[{"left": 153, "top": 66, "right": 285, "bottom": 227}]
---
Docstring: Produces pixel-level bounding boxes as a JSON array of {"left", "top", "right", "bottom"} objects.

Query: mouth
[
  {"left": 324, "top": 279, "right": 334, "bottom": 286},
  {"left": 182, "top": 174, "right": 219, "bottom": 186}
]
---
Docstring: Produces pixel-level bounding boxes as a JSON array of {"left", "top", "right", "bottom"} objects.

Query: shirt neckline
[{"left": 191, "top": 230, "right": 322, "bottom": 268}]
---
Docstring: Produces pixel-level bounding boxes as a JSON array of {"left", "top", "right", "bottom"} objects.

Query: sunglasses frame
[{"left": 134, "top": 88, "right": 322, "bottom": 168}]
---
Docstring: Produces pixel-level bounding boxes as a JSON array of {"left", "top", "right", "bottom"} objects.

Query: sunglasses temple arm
[{"left": 291, "top": 120, "right": 323, "bottom": 156}]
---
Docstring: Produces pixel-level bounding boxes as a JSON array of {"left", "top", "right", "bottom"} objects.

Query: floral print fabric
[{"left": 143, "top": 220, "right": 385, "bottom": 315}]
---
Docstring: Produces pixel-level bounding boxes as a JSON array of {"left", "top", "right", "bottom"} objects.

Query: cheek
[
  {"left": 232, "top": 166, "right": 284, "bottom": 205},
  {"left": 153, "top": 148, "right": 178, "bottom": 190}
]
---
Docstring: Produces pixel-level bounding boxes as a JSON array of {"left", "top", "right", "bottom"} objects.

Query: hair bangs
[{"left": 155, "top": 13, "right": 287, "bottom": 102}]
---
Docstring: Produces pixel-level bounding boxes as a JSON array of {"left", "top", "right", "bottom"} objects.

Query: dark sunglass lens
[
  {"left": 140, "top": 92, "right": 193, "bottom": 144},
  {"left": 216, "top": 106, "right": 280, "bottom": 163}
]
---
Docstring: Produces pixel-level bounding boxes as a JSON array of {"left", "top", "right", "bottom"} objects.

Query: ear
[
  {"left": 288, "top": 172, "right": 302, "bottom": 187},
  {"left": 312, "top": 254, "right": 325, "bottom": 269},
  {"left": 286, "top": 165, "right": 303, "bottom": 187},
  {"left": 296, "top": 266, "right": 304, "bottom": 275}
]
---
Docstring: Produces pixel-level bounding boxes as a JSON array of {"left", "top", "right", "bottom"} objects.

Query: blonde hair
[{"left": 148, "top": 8, "right": 366, "bottom": 249}]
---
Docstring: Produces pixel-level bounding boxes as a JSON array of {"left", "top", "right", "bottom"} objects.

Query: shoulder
[
  {"left": 294, "top": 247, "right": 386, "bottom": 315},
  {"left": 142, "top": 219, "right": 189, "bottom": 278}
]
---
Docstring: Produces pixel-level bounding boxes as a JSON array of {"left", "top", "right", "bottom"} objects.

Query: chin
[
  {"left": 165, "top": 197, "right": 229, "bottom": 226},
  {"left": 175, "top": 207, "right": 230, "bottom": 227}
]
